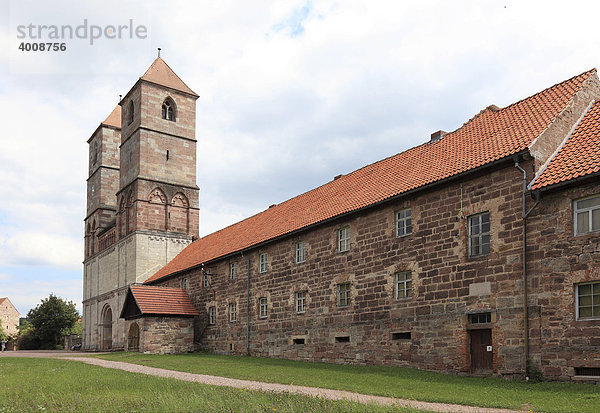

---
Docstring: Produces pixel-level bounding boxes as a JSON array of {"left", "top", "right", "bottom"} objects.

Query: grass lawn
[
  {"left": 97, "top": 352, "right": 600, "bottom": 413},
  {"left": 0, "top": 357, "right": 421, "bottom": 413}
]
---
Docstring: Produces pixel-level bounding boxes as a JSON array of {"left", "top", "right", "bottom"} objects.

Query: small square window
[
  {"left": 229, "top": 303, "right": 237, "bottom": 322},
  {"left": 259, "top": 253, "right": 268, "bottom": 273},
  {"left": 230, "top": 262, "right": 237, "bottom": 280},
  {"left": 337, "top": 283, "right": 350, "bottom": 307},
  {"left": 468, "top": 212, "right": 490, "bottom": 257},
  {"left": 295, "top": 241, "right": 306, "bottom": 263},
  {"left": 577, "top": 282, "right": 600, "bottom": 319},
  {"left": 395, "top": 271, "right": 412, "bottom": 299},
  {"left": 468, "top": 312, "right": 491, "bottom": 324},
  {"left": 337, "top": 227, "right": 350, "bottom": 252},
  {"left": 574, "top": 195, "right": 600, "bottom": 235},
  {"left": 259, "top": 297, "right": 268, "bottom": 319},
  {"left": 208, "top": 306, "right": 216, "bottom": 325},
  {"left": 395, "top": 208, "right": 412, "bottom": 237},
  {"left": 295, "top": 291, "right": 306, "bottom": 313}
]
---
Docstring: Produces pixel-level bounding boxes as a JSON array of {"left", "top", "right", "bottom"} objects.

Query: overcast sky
[{"left": 1, "top": 0, "right": 600, "bottom": 315}]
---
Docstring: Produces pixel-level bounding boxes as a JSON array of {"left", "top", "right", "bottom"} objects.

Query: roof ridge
[{"left": 499, "top": 68, "right": 596, "bottom": 113}]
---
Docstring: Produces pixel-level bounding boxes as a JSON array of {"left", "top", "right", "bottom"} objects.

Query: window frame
[
  {"left": 576, "top": 282, "right": 600, "bottom": 320},
  {"left": 181, "top": 278, "right": 188, "bottom": 291},
  {"left": 573, "top": 194, "right": 600, "bottom": 236},
  {"left": 258, "top": 253, "right": 268, "bottom": 273},
  {"left": 337, "top": 226, "right": 350, "bottom": 252},
  {"left": 337, "top": 282, "right": 351, "bottom": 307},
  {"left": 228, "top": 303, "right": 237, "bottom": 322},
  {"left": 161, "top": 98, "right": 176, "bottom": 121},
  {"left": 295, "top": 291, "right": 306, "bottom": 314},
  {"left": 208, "top": 306, "right": 216, "bottom": 325},
  {"left": 468, "top": 212, "right": 490, "bottom": 257},
  {"left": 294, "top": 241, "right": 306, "bottom": 264},
  {"left": 203, "top": 273, "right": 209, "bottom": 287},
  {"left": 230, "top": 262, "right": 237, "bottom": 280},
  {"left": 258, "top": 297, "right": 268, "bottom": 319},
  {"left": 395, "top": 208, "right": 412, "bottom": 237},
  {"left": 394, "top": 271, "right": 412, "bottom": 299}
]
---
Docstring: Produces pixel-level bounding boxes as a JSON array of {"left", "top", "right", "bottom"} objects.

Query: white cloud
[{"left": 2, "top": 0, "right": 600, "bottom": 303}]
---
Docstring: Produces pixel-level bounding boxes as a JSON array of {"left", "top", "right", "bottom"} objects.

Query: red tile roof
[
  {"left": 127, "top": 285, "right": 198, "bottom": 316},
  {"left": 145, "top": 69, "right": 596, "bottom": 284},
  {"left": 102, "top": 105, "right": 121, "bottom": 129},
  {"left": 140, "top": 57, "right": 198, "bottom": 97},
  {"left": 531, "top": 99, "right": 600, "bottom": 190}
]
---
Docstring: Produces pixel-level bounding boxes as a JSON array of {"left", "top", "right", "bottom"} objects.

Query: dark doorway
[
  {"left": 127, "top": 322, "right": 140, "bottom": 352},
  {"left": 470, "top": 329, "right": 492, "bottom": 372},
  {"left": 101, "top": 307, "right": 113, "bottom": 350}
]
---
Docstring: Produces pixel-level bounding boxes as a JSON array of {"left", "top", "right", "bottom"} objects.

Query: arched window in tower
[
  {"left": 161, "top": 98, "right": 176, "bottom": 121},
  {"left": 127, "top": 101, "right": 134, "bottom": 125},
  {"left": 148, "top": 188, "right": 167, "bottom": 231}
]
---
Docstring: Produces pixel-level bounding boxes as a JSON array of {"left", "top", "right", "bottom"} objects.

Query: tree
[
  {"left": 0, "top": 323, "right": 8, "bottom": 341},
  {"left": 26, "top": 294, "right": 79, "bottom": 349}
]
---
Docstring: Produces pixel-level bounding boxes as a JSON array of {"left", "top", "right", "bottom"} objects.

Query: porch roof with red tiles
[
  {"left": 127, "top": 285, "right": 198, "bottom": 316},
  {"left": 530, "top": 99, "right": 600, "bottom": 190},
  {"left": 145, "top": 69, "right": 596, "bottom": 284}
]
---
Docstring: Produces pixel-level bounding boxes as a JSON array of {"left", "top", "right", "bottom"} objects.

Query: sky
[{"left": 1, "top": 0, "right": 600, "bottom": 316}]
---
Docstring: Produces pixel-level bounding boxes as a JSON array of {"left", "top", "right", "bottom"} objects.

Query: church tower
[{"left": 82, "top": 56, "right": 199, "bottom": 350}]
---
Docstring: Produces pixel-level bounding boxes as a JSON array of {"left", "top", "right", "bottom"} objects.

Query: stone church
[{"left": 84, "top": 58, "right": 600, "bottom": 381}]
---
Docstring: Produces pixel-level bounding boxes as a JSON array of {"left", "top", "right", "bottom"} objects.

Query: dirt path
[{"left": 50, "top": 356, "right": 523, "bottom": 413}]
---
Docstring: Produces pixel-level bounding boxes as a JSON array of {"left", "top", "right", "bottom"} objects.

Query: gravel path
[{"left": 53, "top": 356, "right": 523, "bottom": 413}]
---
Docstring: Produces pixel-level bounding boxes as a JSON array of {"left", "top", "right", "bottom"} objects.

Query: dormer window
[{"left": 162, "top": 98, "right": 175, "bottom": 121}]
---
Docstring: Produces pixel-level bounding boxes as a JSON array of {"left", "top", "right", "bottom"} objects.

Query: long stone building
[{"left": 84, "top": 59, "right": 600, "bottom": 381}]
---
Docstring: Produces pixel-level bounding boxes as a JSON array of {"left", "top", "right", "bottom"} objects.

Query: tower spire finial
[
  {"left": 119, "top": 94, "right": 122, "bottom": 102},
  {"left": 157, "top": 47, "right": 161, "bottom": 58}
]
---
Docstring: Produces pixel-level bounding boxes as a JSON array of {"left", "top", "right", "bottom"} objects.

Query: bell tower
[
  {"left": 117, "top": 56, "right": 200, "bottom": 242},
  {"left": 82, "top": 56, "right": 199, "bottom": 350}
]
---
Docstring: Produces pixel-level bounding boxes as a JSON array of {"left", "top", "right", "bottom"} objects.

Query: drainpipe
[
  {"left": 514, "top": 159, "right": 541, "bottom": 378},
  {"left": 241, "top": 251, "right": 251, "bottom": 355}
]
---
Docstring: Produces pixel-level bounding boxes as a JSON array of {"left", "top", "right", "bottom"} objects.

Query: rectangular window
[
  {"left": 293, "top": 337, "right": 305, "bottom": 345},
  {"left": 229, "top": 303, "right": 237, "bottom": 322},
  {"left": 181, "top": 278, "right": 188, "bottom": 291},
  {"left": 259, "top": 253, "right": 268, "bottom": 273},
  {"left": 468, "top": 312, "right": 491, "bottom": 324},
  {"left": 392, "top": 332, "right": 411, "bottom": 340},
  {"left": 259, "top": 297, "right": 268, "bottom": 319},
  {"left": 468, "top": 212, "right": 490, "bottom": 257},
  {"left": 209, "top": 306, "right": 216, "bottom": 325},
  {"left": 577, "top": 282, "right": 600, "bottom": 319},
  {"left": 395, "top": 208, "right": 412, "bottom": 237},
  {"left": 335, "top": 336, "right": 350, "bottom": 343},
  {"left": 203, "top": 273, "right": 209, "bottom": 287},
  {"left": 395, "top": 271, "right": 412, "bottom": 299},
  {"left": 337, "top": 226, "right": 350, "bottom": 252},
  {"left": 230, "top": 262, "right": 237, "bottom": 280},
  {"left": 574, "top": 195, "right": 600, "bottom": 235},
  {"left": 295, "top": 241, "right": 306, "bottom": 263},
  {"left": 295, "top": 291, "right": 306, "bottom": 313},
  {"left": 337, "top": 283, "right": 350, "bottom": 307}
]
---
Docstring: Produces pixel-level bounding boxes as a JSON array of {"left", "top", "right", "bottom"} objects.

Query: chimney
[{"left": 430, "top": 130, "right": 446, "bottom": 142}]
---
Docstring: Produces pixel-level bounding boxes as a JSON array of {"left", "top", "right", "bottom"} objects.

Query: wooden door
[{"left": 470, "top": 329, "right": 492, "bottom": 372}]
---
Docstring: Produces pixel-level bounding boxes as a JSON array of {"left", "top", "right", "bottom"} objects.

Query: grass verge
[
  {"left": 0, "top": 357, "right": 422, "bottom": 412},
  {"left": 96, "top": 351, "right": 600, "bottom": 413}
]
